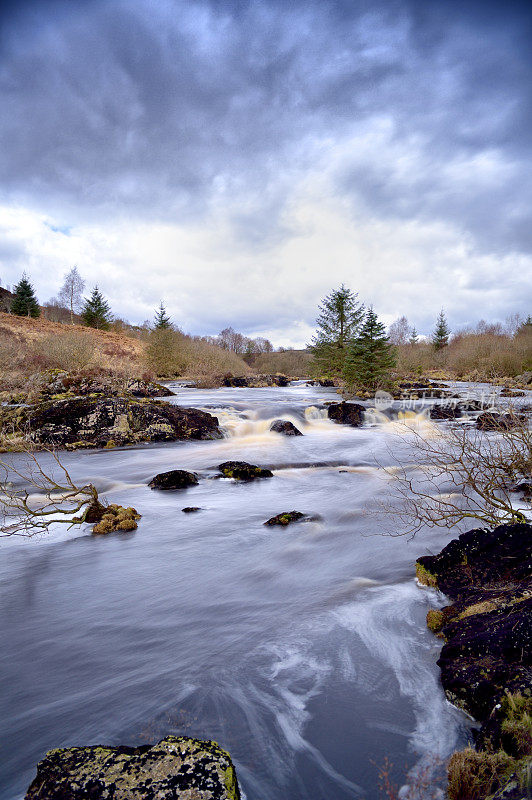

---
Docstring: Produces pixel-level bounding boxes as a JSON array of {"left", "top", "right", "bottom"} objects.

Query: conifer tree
[
  {"left": 153, "top": 301, "right": 172, "bottom": 330},
  {"left": 432, "top": 310, "right": 450, "bottom": 350},
  {"left": 309, "top": 284, "right": 364, "bottom": 376},
  {"left": 409, "top": 327, "right": 419, "bottom": 345},
  {"left": 81, "top": 286, "right": 112, "bottom": 330},
  {"left": 11, "top": 274, "right": 40, "bottom": 317},
  {"left": 343, "top": 307, "right": 396, "bottom": 389}
]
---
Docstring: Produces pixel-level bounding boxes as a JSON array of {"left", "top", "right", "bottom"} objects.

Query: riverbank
[{"left": 416, "top": 523, "right": 532, "bottom": 799}]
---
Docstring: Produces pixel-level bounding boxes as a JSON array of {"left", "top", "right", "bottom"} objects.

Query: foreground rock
[
  {"left": 149, "top": 470, "right": 199, "bottom": 490},
  {"left": 416, "top": 523, "right": 532, "bottom": 799},
  {"left": 270, "top": 419, "right": 303, "bottom": 436},
  {"left": 92, "top": 505, "right": 141, "bottom": 534},
  {"left": 3, "top": 396, "right": 222, "bottom": 448},
  {"left": 218, "top": 461, "right": 273, "bottom": 480},
  {"left": 24, "top": 735, "right": 240, "bottom": 800},
  {"left": 476, "top": 411, "right": 522, "bottom": 431},
  {"left": 327, "top": 402, "right": 365, "bottom": 427},
  {"left": 264, "top": 511, "right": 307, "bottom": 526}
]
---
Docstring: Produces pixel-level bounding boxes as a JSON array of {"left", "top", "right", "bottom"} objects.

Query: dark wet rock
[
  {"left": 126, "top": 379, "right": 174, "bottom": 398},
  {"left": 458, "top": 399, "right": 486, "bottom": 412},
  {"left": 416, "top": 523, "right": 532, "bottom": 722},
  {"left": 270, "top": 419, "right": 303, "bottom": 436},
  {"left": 264, "top": 511, "right": 307, "bottom": 526},
  {"left": 24, "top": 735, "right": 240, "bottom": 800},
  {"left": 430, "top": 404, "right": 462, "bottom": 420},
  {"left": 92, "top": 505, "right": 141, "bottom": 534},
  {"left": 218, "top": 461, "right": 273, "bottom": 480},
  {"left": 149, "top": 470, "right": 199, "bottom": 490},
  {"left": 327, "top": 402, "right": 365, "bottom": 427},
  {"left": 82, "top": 499, "right": 107, "bottom": 523},
  {"left": 500, "top": 388, "right": 526, "bottom": 398},
  {"left": 511, "top": 481, "right": 532, "bottom": 498},
  {"left": 9, "top": 397, "right": 222, "bottom": 448},
  {"left": 318, "top": 379, "right": 335, "bottom": 387},
  {"left": 476, "top": 412, "right": 522, "bottom": 431},
  {"left": 222, "top": 375, "right": 249, "bottom": 387},
  {"left": 182, "top": 506, "right": 202, "bottom": 513}
]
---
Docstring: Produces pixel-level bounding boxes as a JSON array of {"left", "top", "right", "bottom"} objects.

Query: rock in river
[
  {"left": 218, "top": 461, "right": 273, "bottom": 480},
  {"left": 149, "top": 470, "right": 199, "bottom": 490},
  {"left": 270, "top": 419, "right": 303, "bottom": 436},
  {"left": 429, "top": 404, "right": 462, "bottom": 420},
  {"left": 12, "top": 396, "right": 222, "bottom": 448},
  {"left": 476, "top": 411, "right": 522, "bottom": 431},
  {"left": 24, "top": 735, "right": 240, "bottom": 800},
  {"left": 327, "top": 402, "right": 365, "bottom": 427},
  {"left": 264, "top": 511, "right": 307, "bottom": 526}
]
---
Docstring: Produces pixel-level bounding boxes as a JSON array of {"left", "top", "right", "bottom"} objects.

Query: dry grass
[{"left": 253, "top": 349, "right": 312, "bottom": 376}]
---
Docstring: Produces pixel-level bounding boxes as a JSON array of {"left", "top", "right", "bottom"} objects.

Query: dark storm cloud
[{"left": 1, "top": 0, "right": 530, "bottom": 255}]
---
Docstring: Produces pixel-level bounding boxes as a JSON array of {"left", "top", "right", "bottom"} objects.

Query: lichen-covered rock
[
  {"left": 327, "top": 402, "right": 365, "bottom": 427},
  {"left": 92, "top": 505, "right": 141, "bottom": 534},
  {"left": 218, "top": 461, "right": 273, "bottom": 480},
  {"left": 24, "top": 735, "right": 240, "bottom": 799},
  {"left": 149, "top": 470, "right": 199, "bottom": 490},
  {"left": 264, "top": 511, "right": 306, "bottom": 526},
  {"left": 9, "top": 397, "right": 221, "bottom": 448},
  {"left": 269, "top": 419, "right": 303, "bottom": 436}
]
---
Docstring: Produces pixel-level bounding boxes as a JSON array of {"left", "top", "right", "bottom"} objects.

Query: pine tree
[
  {"left": 153, "top": 301, "right": 172, "bottom": 330},
  {"left": 309, "top": 284, "right": 364, "bottom": 377},
  {"left": 11, "top": 274, "right": 40, "bottom": 317},
  {"left": 343, "top": 307, "right": 396, "bottom": 389},
  {"left": 409, "top": 327, "right": 419, "bottom": 345},
  {"left": 81, "top": 286, "right": 112, "bottom": 330},
  {"left": 432, "top": 310, "right": 450, "bottom": 350}
]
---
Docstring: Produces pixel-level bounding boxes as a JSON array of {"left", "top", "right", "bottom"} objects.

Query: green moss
[
  {"left": 415, "top": 561, "right": 439, "bottom": 588},
  {"left": 426, "top": 608, "right": 445, "bottom": 633}
]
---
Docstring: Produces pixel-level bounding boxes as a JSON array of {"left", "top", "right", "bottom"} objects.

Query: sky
[{"left": 0, "top": 0, "right": 531, "bottom": 346}]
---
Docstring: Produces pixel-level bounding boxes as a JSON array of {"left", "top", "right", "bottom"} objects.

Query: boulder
[
  {"left": 222, "top": 375, "right": 249, "bottom": 387},
  {"left": 92, "top": 505, "right": 141, "bottom": 534},
  {"left": 218, "top": 461, "right": 273, "bottom": 480},
  {"left": 149, "top": 470, "right": 199, "bottom": 490},
  {"left": 270, "top": 419, "right": 303, "bottom": 436},
  {"left": 24, "top": 735, "right": 240, "bottom": 800},
  {"left": 126, "top": 379, "right": 175, "bottom": 398},
  {"left": 499, "top": 389, "right": 526, "bottom": 398},
  {"left": 327, "top": 402, "right": 365, "bottom": 427},
  {"left": 318, "top": 379, "right": 335, "bottom": 387},
  {"left": 476, "top": 412, "right": 522, "bottom": 431},
  {"left": 430, "top": 404, "right": 462, "bottom": 420},
  {"left": 264, "top": 511, "right": 307, "bottom": 526},
  {"left": 13, "top": 397, "right": 221, "bottom": 448}
]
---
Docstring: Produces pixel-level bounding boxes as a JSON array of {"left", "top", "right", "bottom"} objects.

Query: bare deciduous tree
[
  {"left": 58, "top": 266, "right": 85, "bottom": 324},
  {"left": 0, "top": 448, "right": 103, "bottom": 536},
  {"left": 381, "top": 414, "right": 531, "bottom": 536}
]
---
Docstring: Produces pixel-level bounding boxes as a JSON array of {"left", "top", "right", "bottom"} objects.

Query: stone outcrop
[
  {"left": 2, "top": 397, "right": 222, "bottom": 448},
  {"left": 149, "top": 470, "right": 199, "bottom": 490},
  {"left": 327, "top": 401, "right": 365, "bottom": 427},
  {"left": 24, "top": 735, "right": 240, "bottom": 800},
  {"left": 218, "top": 461, "right": 273, "bottom": 480},
  {"left": 416, "top": 523, "right": 532, "bottom": 799},
  {"left": 269, "top": 419, "right": 303, "bottom": 436}
]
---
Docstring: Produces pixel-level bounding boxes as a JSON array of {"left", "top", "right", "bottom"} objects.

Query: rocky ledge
[
  {"left": 1, "top": 396, "right": 222, "bottom": 449},
  {"left": 24, "top": 735, "right": 240, "bottom": 800},
  {"left": 416, "top": 523, "right": 532, "bottom": 799}
]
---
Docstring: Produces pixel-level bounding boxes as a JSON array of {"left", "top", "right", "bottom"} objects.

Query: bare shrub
[
  {"left": 33, "top": 332, "right": 95, "bottom": 372},
  {"left": 253, "top": 349, "right": 312, "bottom": 376}
]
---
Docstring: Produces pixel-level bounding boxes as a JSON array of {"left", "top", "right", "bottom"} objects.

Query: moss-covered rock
[
  {"left": 149, "top": 470, "right": 199, "bottom": 490},
  {"left": 3, "top": 396, "right": 222, "bottom": 448},
  {"left": 218, "top": 461, "right": 273, "bottom": 481},
  {"left": 92, "top": 505, "right": 141, "bottom": 534},
  {"left": 264, "top": 511, "right": 307, "bottom": 526},
  {"left": 24, "top": 735, "right": 241, "bottom": 799}
]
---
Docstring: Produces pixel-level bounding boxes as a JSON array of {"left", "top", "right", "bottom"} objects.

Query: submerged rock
[
  {"left": 182, "top": 506, "right": 202, "bottom": 513},
  {"left": 218, "top": 461, "right": 273, "bottom": 480},
  {"left": 149, "top": 470, "right": 199, "bottom": 490},
  {"left": 270, "top": 419, "right": 303, "bottom": 436},
  {"left": 24, "top": 735, "right": 240, "bottom": 800},
  {"left": 264, "top": 511, "right": 307, "bottom": 526},
  {"left": 327, "top": 402, "right": 365, "bottom": 427},
  {"left": 9, "top": 397, "right": 222, "bottom": 448}
]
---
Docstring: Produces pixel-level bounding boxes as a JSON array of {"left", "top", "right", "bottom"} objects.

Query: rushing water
[{"left": 0, "top": 382, "right": 493, "bottom": 800}]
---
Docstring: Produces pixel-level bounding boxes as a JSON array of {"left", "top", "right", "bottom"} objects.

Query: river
[{"left": 1, "top": 381, "right": 491, "bottom": 800}]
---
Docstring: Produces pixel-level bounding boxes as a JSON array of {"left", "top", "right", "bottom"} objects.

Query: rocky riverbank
[
  {"left": 416, "top": 523, "right": 532, "bottom": 799},
  {"left": 24, "top": 736, "right": 240, "bottom": 799}
]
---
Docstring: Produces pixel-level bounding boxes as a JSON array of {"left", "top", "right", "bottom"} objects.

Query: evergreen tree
[
  {"left": 309, "top": 284, "right": 364, "bottom": 376},
  {"left": 81, "top": 286, "right": 112, "bottom": 330},
  {"left": 11, "top": 274, "right": 40, "bottom": 317},
  {"left": 343, "top": 307, "right": 396, "bottom": 389},
  {"left": 409, "top": 326, "right": 419, "bottom": 345},
  {"left": 432, "top": 310, "right": 450, "bottom": 350},
  {"left": 153, "top": 301, "right": 172, "bottom": 330}
]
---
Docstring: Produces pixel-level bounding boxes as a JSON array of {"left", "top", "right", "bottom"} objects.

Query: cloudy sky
[{"left": 1, "top": 0, "right": 531, "bottom": 345}]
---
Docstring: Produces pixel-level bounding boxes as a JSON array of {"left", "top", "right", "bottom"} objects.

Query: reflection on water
[{"left": 0, "top": 383, "right": 475, "bottom": 800}]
